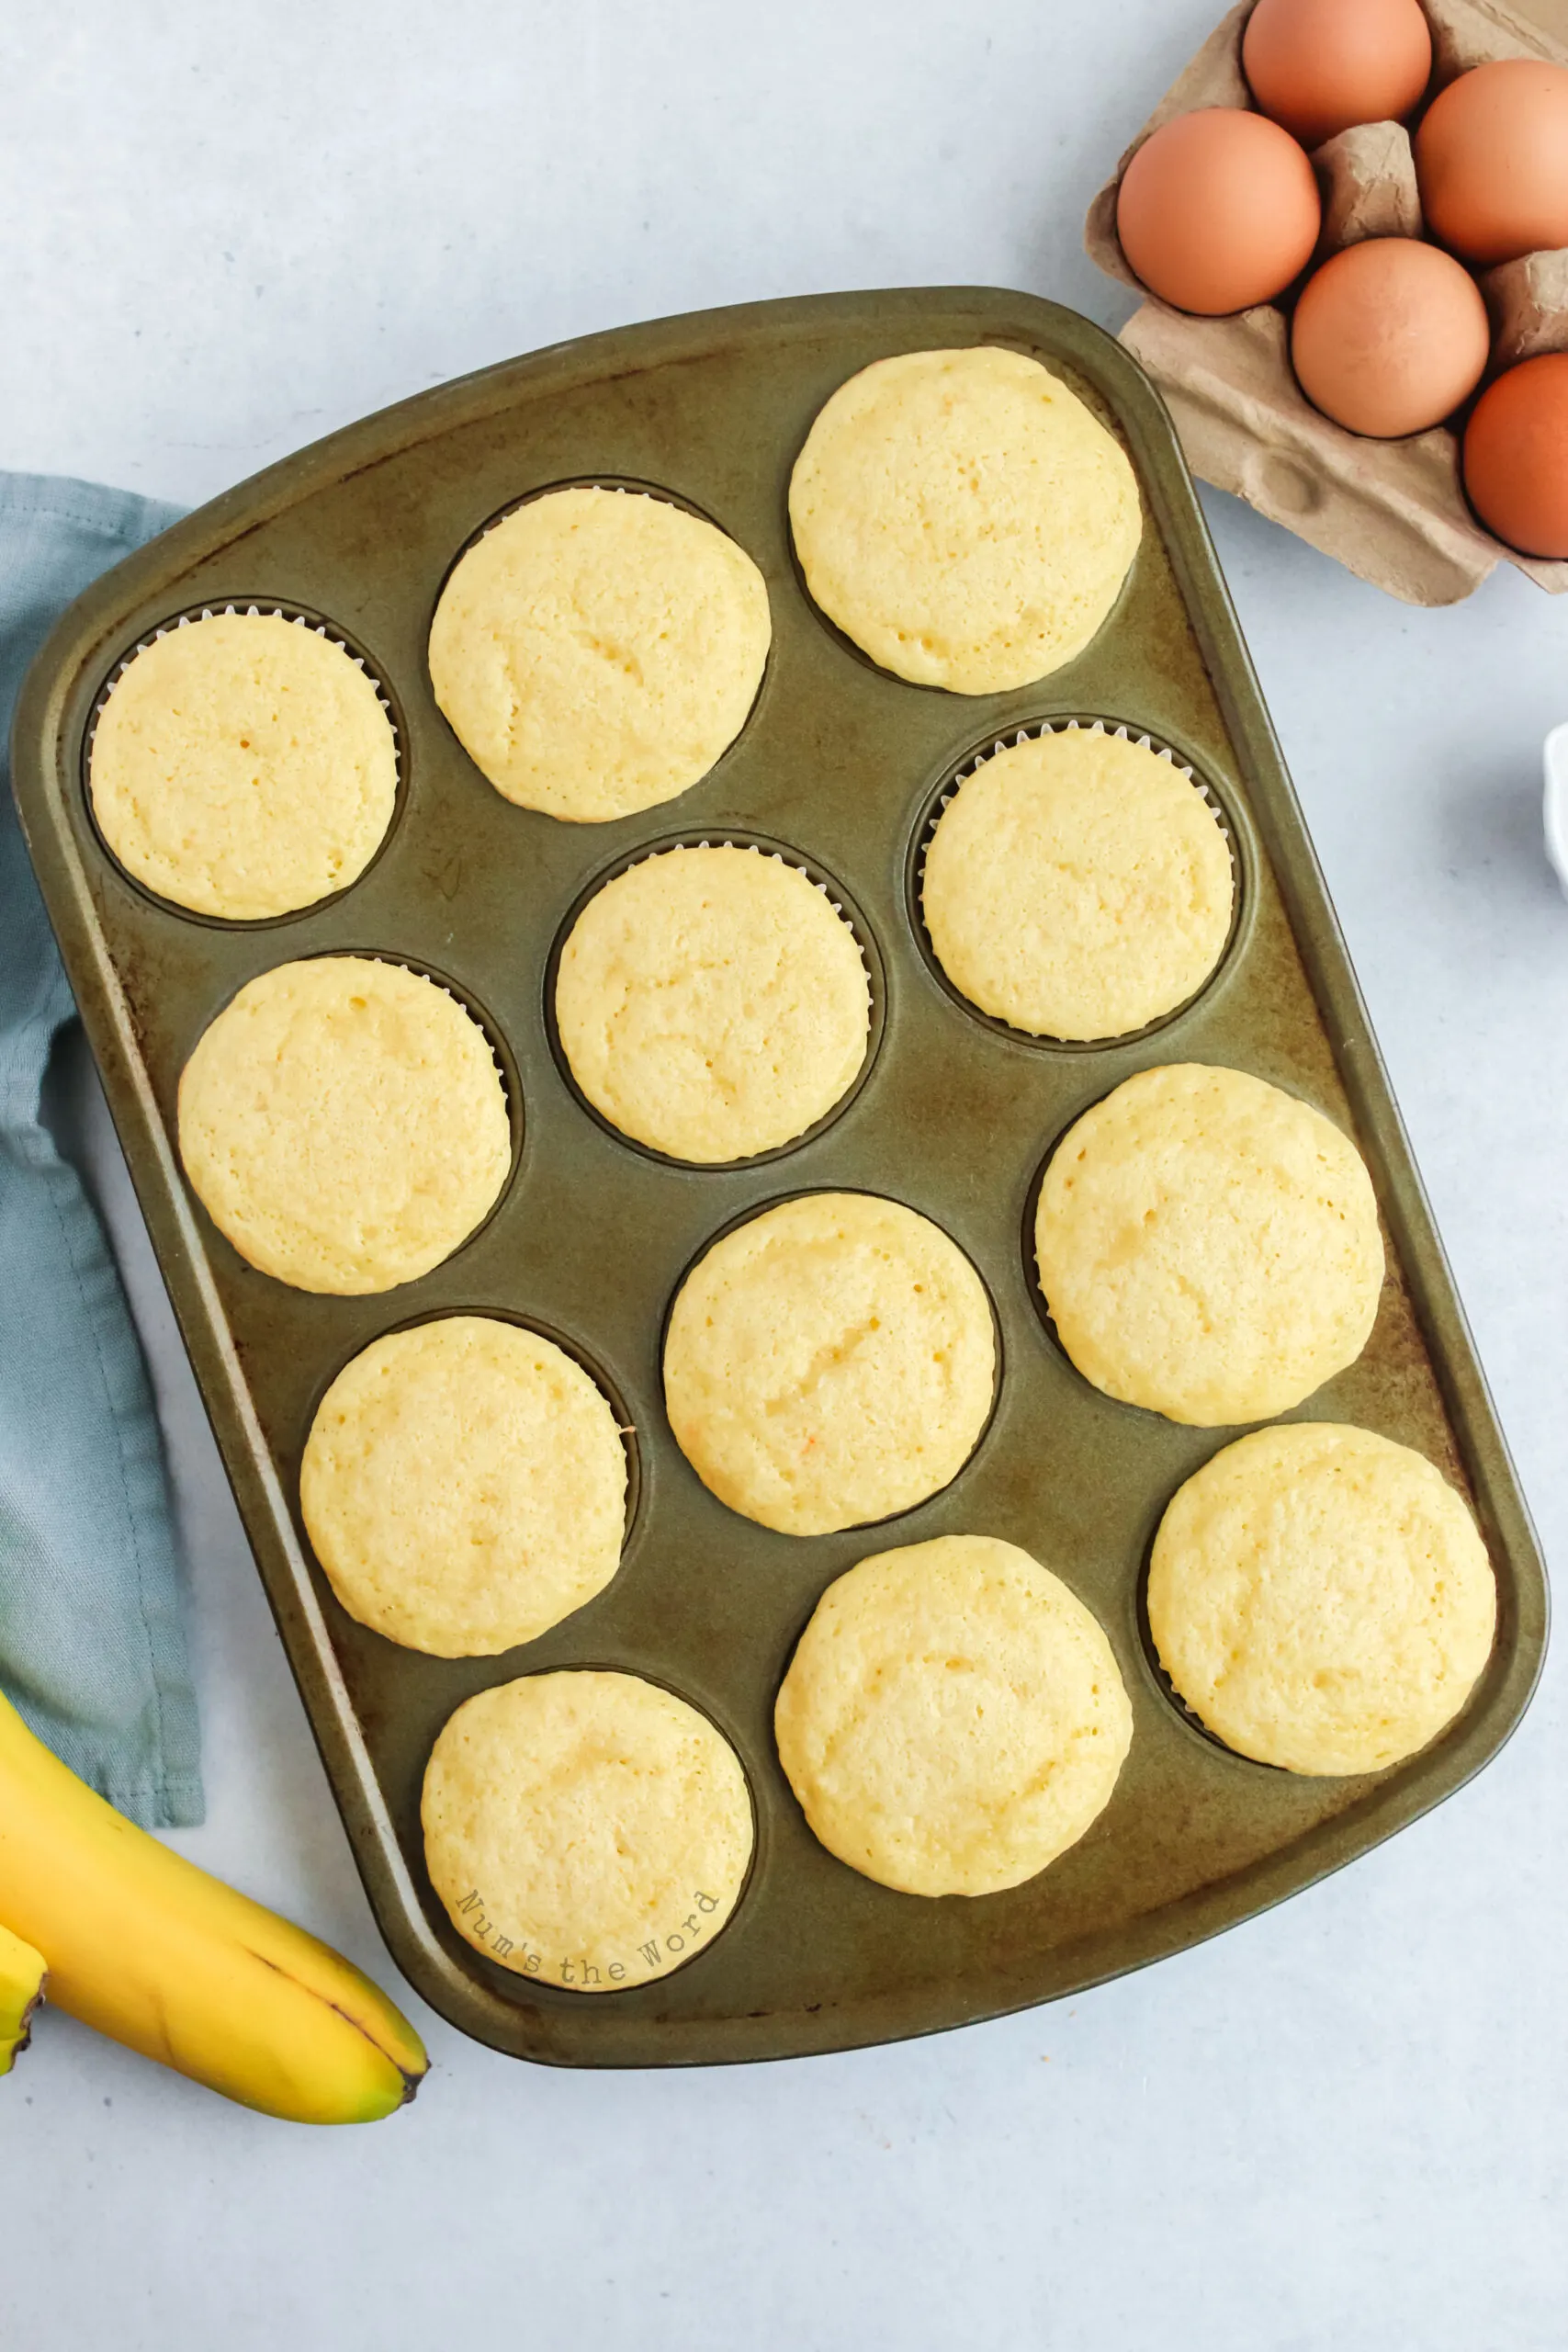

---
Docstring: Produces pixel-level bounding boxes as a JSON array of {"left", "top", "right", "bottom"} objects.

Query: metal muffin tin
[{"left": 11, "top": 288, "right": 1548, "bottom": 2068}]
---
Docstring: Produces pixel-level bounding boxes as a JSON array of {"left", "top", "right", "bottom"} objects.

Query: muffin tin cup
[
  {"left": 184, "top": 944, "right": 530, "bottom": 1265},
  {"left": 424, "top": 1662, "right": 763, "bottom": 1999},
  {"left": 84, "top": 600, "right": 407, "bottom": 929},
  {"left": 908, "top": 714, "right": 1251, "bottom": 1054},
  {"left": 655, "top": 1179, "right": 1008, "bottom": 1542},
  {"left": 544, "top": 829, "right": 886, "bottom": 1171},
  {"left": 299, "top": 1302, "right": 647, "bottom": 1565},
  {"left": 10, "top": 288, "right": 1548, "bottom": 2069},
  {"left": 429, "top": 477, "right": 775, "bottom": 786}
]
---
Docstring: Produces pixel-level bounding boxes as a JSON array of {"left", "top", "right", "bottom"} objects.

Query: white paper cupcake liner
[
  {"left": 547, "top": 830, "right": 884, "bottom": 1170},
  {"left": 85, "top": 602, "right": 402, "bottom": 926},
  {"left": 912, "top": 717, "right": 1242, "bottom": 1049}
]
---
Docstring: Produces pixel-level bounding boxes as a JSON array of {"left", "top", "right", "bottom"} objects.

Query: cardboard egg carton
[{"left": 1083, "top": 0, "right": 1568, "bottom": 603}]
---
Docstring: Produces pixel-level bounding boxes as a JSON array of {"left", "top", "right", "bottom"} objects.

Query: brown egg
[
  {"left": 1291, "top": 239, "right": 1491, "bottom": 437},
  {"left": 1463, "top": 353, "right": 1568, "bottom": 555},
  {"left": 1243, "top": 0, "right": 1432, "bottom": 150},
  {"left": 1116, "top": 108, "right": 1321, "bottom": 316},
  {"left": 1416, "top": 60, "right": 1568, "bottom": 266}
]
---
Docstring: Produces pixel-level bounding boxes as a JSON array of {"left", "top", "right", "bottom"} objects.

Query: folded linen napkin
[{"left": 1, "top": 471, "right": 201, "bottom": 1827}]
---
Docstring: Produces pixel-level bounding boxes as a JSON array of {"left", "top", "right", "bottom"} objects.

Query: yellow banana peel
[
  {"left": 0, "top": 1689, "right": 427, "bottom": 2121},
  {"left": 0, "top": 1918, "right": 47, "bottom": 2075}
]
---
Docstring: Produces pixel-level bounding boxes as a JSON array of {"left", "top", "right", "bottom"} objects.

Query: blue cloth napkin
[{"left": 1, "top": 471, "right": 201, "bottom": 1828}]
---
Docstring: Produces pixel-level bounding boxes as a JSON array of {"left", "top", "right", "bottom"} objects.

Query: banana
[
  {"left": 0, "top": 1919, "right": 47, "bottom": 2075},
  {"left": 0, "top": 1690, "right": 427, "bottom": 2121}
]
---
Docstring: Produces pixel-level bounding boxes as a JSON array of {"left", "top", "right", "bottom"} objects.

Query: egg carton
[{"left": 1083, "top": 0, "right": 1568, "bottom": 604}]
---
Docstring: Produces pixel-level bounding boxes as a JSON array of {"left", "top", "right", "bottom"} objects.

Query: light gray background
[{"left": 3, "top": 5, "right": 1564, "bottom": 2346}]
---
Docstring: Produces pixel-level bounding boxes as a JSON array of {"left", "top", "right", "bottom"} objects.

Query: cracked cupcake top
[
  {"left": 428, "top": 485, "right": 770, "bottom": 821},
  {"left": 555, "top": 843, "right": 870, "bottom": 1162},
  {"left": 663, "top": 1191, "right": 994, "bottom": 1536}
]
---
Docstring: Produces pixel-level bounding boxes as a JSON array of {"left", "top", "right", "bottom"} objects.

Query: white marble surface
[{"left": 4, "top": 5, "right": 1566, "bottom": 2345}]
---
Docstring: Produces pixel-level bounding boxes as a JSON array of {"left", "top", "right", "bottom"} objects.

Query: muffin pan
[{"left": 11, "top": 288, "right": 1548, "bottom": 2066}]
